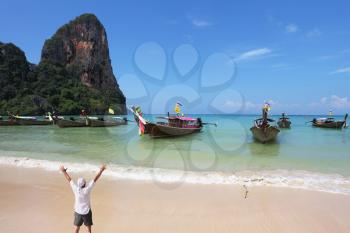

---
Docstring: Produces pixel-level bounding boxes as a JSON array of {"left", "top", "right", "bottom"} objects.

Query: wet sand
[{"left": 1, "top": 165, "right": 350, "bottom": 233}]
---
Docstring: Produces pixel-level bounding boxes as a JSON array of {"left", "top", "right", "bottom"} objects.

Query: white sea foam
[{"left": 1, "top": 156, "right": 350, "bottom": 194}]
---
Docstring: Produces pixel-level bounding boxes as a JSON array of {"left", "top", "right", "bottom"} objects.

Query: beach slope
[{"left": 1, "top": 165, "right": 350, "bottom": 233}]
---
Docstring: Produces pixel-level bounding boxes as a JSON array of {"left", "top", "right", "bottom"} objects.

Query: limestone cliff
[
  {"left": 40, "top": 13, "right": 126, "bottom": 114},
  {"left": 0, "top": 14, "right": 126, "bottom": 115}
]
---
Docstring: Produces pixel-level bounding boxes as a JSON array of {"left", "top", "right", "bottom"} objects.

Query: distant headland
[{"left": 0, "top": 13, "right": 126, "bottom": 115}]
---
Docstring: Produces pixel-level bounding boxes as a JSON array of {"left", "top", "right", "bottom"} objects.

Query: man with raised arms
[{"left": 60, "top": 164, "right": 106, "bottom": 233}]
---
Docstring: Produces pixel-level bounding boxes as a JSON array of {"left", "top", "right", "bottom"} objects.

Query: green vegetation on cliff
[
  {"left": 0, "top": 14, "right": 126, "bottom": 116},
  {"left": 0, "top": 42, "right": 124, "bottom": 115},
  {"left": 0, "top": 42, "right": 36, "bottom": 115}
]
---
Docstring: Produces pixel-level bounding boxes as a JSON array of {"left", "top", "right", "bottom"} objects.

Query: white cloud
[
  {"left": 236, "top": 48, "right": 272, "bottom": 61},
  {"left": 306, "top": 28, "right": 322, "bottom": 37},
  {"left": 245, "top": 101, "right": 258, "bottom": 109},
  {"left": 223, "top": 100, "right": 242, "bottom": 108},
  {"left": 285, "top": 23, "right": 298, "bottom": 33},
  {"left": 191, "top": 19, "right": 213, "bottom": 28},
  {"left": 329, "top": 95, "right": 350, "bottom": 108},
  {"left": 312, "top": 95, "right": 350, "bottom": 109},
  {"left": 243, "top": 100, "right": 279, "bottom": 111},
  {"left": 268, "top": 100, "right": 279, "bottom": 106},
  {"left": 210, "top": 89, "right": 243, "bottom": 113},
  {"left": 330, "top": 67, "right": 350, "bottom": 74},
  {"left": 320, "top": 97, "right": 328, "bottom": 104},
  {"left": 241, "top": 99, "right": 302, "bottom": 113},
  {"left": 186, "top": 13, "right": 213, "bottom": 28}
]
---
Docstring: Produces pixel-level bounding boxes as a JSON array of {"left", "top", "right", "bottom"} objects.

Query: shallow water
[{"left": 1, "top": 114, "right": 349, "bottom": 176}]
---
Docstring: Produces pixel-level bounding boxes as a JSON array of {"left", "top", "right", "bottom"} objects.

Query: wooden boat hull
[
  {"left": 56, "top": 119, "right": 89, "bottom": 128},
  {"left": 277, "top": 120, "right": 291, "bottom": 128},
  {"left": 130, "top": 106, "right": 202, "bottom": 138},
  {"left": 250, "top": 126, "right": 280, "bottom": 143},
  {"left": 16, "top": 119, "right": 53, "bottom": 125},
  {"left": 0, "top": 120, "right": 19, "bottom": 126},
  {"left": 146, "top": 123, "right": 202, "bottom": 138},
  {"left": 89, "top": 119, "right": 127, "bottom": 127},
  {"left": 312, "top": 121, "right": 345, "bottom": 129}
]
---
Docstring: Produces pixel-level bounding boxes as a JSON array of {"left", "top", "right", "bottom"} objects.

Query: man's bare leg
[
  {"left": 86, "top": 225, "right": 92, "bottom": 233},
  {"left": 74, "top": 226, "right": 80, "bottom": 233}
]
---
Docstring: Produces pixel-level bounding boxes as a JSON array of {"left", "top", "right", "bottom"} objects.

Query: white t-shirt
[{"left": 70, "top": 180, "right": 95, "bottom": 215}]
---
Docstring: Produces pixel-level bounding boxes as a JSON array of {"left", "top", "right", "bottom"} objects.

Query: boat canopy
[
  {"left": 169, "top": 116, "right": 197, "bottom": 121},
  {"left": 15, "top": 116, "right": 37, "bottom": 120},
  {"left": 316, "top": 117, "right": 334, "bottom": 122}
]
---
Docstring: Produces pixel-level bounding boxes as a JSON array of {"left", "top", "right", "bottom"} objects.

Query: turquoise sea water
[{"left": 1, "top": 114, "right": 349, "bottom": 176}]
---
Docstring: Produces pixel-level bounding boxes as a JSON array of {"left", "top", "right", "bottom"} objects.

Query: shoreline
[
  {"left": 1, "top": 164, "right": 350, "bottom": 233},
  {"left": 1, "top": 156, "right": 350, "bottom": 195}
]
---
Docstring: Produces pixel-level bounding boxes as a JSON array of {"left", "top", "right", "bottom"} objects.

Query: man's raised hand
[
  {"left": 94, "top": 164, "right": 107, "bottom": 182},
  {"left": 60, "top": 165, "right": 67, "bottom": 172},
  {"left": 100, "top": 164, "right": 106, "bottom": 171},
  {"left": 60, "top": 165, "right": 72, "bottom": 182}
]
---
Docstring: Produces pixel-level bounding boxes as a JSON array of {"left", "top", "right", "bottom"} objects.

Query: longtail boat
[
  {"left": 17, "top": 117, "right": 53, "bottom": 125},
  {"left": 130, "top": 105, "right": 204, "bottom": 138},
  {"left": 312, "top": 113, "right": 348, "bottom": 129},
  {"left": 0, "top": 116, "right": 20, "bottom": 126},
  {"left": 56, "top": 117, "right": 89, "bottom": 128},
  {"left": 277, "top": 113, "right": 291, "bottom": 128},
  {"left": 8, "top": 114, "right": 53, "bottom": 126},
  {"left": 89, "top": 117, "right": 128, "bottom": 127},
  {"left": 45, "top": 115, "right": 64, "bottom": 121},
  {"left": 250, "top": 103, "right": 280, "bottom": 143}
]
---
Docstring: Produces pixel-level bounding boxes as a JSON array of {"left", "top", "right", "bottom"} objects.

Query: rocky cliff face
[
  {"left": 0, "top": 14, "right": 126, "bottom": 115},
  {"left": 41, "top": 14, "right": 125, "bottom": 114}
]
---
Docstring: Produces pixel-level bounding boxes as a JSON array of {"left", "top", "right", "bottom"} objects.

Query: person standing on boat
[{"left": 60, "top": 164, "right": 106, "bottom": 233}]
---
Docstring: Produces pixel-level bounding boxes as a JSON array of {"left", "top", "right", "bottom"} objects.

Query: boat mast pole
[{"left": 262, "top": 108, "right": 268, "bottom": 125}]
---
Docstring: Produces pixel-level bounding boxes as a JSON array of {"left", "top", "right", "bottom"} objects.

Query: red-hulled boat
[{"left": 130, "top": 106, "right": 203, "bottom": 138}]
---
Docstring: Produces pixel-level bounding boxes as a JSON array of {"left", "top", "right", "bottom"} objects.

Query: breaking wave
[{"left": 1, "top": 156, "right": 350, "bottom": 194}]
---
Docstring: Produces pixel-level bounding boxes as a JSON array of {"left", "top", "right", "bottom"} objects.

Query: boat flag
[
  {"left": 175, "top": 102, "right": 182, "bottom": 114},
  {"left": 139, "top": 121, "right": 145, "bottom": 136},
  {"left": 47, "top": 112, "right": 53, "bottom": 121},
  {"left": 108, "top": 108, "right": 115, "bottom": 115},
  {"left": 263, "top": 102, "right": 271, "bottom": 112},
  {"left": 135, "top": 106, "right": 145, "bottom": 136}
]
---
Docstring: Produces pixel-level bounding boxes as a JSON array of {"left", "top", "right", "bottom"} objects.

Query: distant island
[{"left": 0, "top": 13, "right": 126, "bottom": 115}]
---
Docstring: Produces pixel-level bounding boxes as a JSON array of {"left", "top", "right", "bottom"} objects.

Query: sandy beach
[{"left": 1, "top": 165, "right": 350, "bottom": 233}]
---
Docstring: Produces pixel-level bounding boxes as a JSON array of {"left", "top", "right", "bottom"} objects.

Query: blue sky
[{"left": 1, "top": 0, "right": 350, "bottom": 114}]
